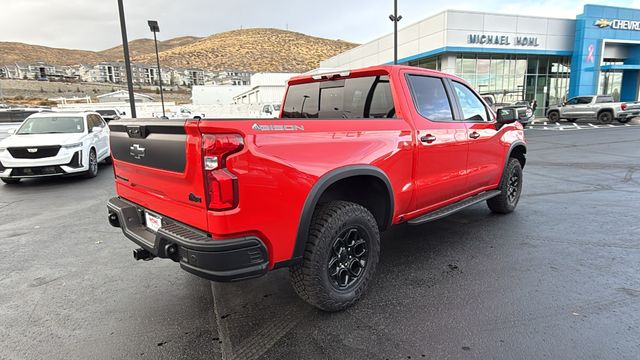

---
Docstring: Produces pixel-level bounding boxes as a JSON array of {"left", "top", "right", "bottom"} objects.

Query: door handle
[
  {"left": 469, "top": 132, "right": 481, "bottom": 139},
  {"left": 420, "top": 134, "right": 436, "bottom": 144}
]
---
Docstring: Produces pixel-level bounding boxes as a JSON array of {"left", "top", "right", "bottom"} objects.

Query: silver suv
[{"left": 547, "top": 95, "right": 628, "bottom": 124}]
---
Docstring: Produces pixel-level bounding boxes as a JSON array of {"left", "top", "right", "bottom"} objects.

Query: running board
[{"left": 407, "top": 190, "right": 501, "bottom": 225}]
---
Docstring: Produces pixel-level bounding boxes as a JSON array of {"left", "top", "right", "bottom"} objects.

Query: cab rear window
[{"left": 282, "top": 76, "right": 395, "bottom": 119}]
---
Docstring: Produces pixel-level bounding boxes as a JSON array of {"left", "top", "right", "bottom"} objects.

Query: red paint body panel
[{"left": 111, "top": 65, "right": 525, "bottom": 269}]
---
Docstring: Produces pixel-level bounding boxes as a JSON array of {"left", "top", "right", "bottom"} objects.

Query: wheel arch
[
  {"left": 507, "top": 141, "right": 527, "bottom": 169},
  {"left": 290, "top": 165, "right": 394, "bottom": 263}
]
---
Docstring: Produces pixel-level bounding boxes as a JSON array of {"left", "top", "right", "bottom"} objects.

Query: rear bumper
[{"left": 107, "top": 197, "right": 269, "bottom": 282}]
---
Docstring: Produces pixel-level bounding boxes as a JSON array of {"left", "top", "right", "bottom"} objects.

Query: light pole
[
  {"left": 389, "top": 0, "right": 403, "bottom": 65},
  {"left": 117, "top": 0, "right": 137, "bottom": 118},
  {"left": 148, "top": 20, "right": 165, "bottom": 119}
]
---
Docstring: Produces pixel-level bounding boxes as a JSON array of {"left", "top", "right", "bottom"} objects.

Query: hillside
[
  {"left": 98, "top": 36, "right": 201, "bottom": 61},
  {"left": 132, "top": 28, "right": 358, "bottom": 72},
  {"left": 0, "top": 29, "right": 357, "bottom": 72},
  {"left": 0, "top": 42, "right": 105, "bottom": 66}
]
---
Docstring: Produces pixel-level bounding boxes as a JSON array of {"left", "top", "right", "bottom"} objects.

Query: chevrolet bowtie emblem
[
  {"left": 129, "top": 144, "right": 146, "bottom": 159},
  {"left": 594, "top": 19, "right": 611, "bottom": 28}
]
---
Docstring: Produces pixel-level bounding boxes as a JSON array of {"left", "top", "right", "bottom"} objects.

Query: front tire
[
  {"left": 84, "top": 149, "right": 99, "bottom": 178},
  {"left": 1, "top": 178, "right": 21, "bottom": 184},
  {"left": 547, "top": 111, "right": 559, "bottom": 122},
  {"left": 290, "top": 201, "right": 380, "bottom": 312},
  {"left": 487, "top": 158, "right": 523, "bottom": 214}
]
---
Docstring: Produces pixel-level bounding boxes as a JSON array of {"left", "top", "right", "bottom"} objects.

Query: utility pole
[
  {"left": 389, "top": 0, "right": 403, "bottom": 65},
  {"left": 148, "top": 20, "right": 165, "bottom": 118},
  {"left": 117, "top": 0, "right": 137, "bottom": 118}
]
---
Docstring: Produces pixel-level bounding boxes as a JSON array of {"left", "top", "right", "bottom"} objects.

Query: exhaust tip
[{"left": 108, "top": 212, "right": 120, "bottom": 228}]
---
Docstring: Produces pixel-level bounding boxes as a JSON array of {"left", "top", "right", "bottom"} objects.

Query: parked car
[
  {"left": 153, "top": 107, "right": 205, "bottom": 120},
  {"left": 260, "top": 103, "right": 281, "bottom": 118},
  {"left": 91, "top": 108, "right": 125, "bottom": 122},
  {"left": 546, "top": 95, "right": 628, "bottom": 123},
  {"left": 0, "top": 111, "right": 110, "bottom": 184},
  {"left": 107, "top": 65, "right": 526, "bottom": 311},
  {"left": 616, "top": 102, "right": 640, "bottom": 123},
  {"left": 482, "top": 94, "right": 534, "bottom": 125},
  {"left": 0, "top": 108, "right": 52, "bottom": 123}
]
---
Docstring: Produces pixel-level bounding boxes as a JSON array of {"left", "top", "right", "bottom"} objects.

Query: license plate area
[{"left": 144, "top": 211, "right": 162, "bottom": 233}]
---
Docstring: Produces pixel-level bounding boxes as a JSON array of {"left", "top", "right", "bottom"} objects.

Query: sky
[{"left": 1, "top": 0, "right": 639, "bottom": 51}]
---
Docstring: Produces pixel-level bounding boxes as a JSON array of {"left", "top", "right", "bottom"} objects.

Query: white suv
[{"left": 0, "top": 112, "right": 111, "bottom": 184}]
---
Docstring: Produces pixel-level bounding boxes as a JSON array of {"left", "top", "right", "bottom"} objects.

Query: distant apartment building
[
  {"left": 213, "top": 70, "right": 252, "bottom": 86},
  {"left": 0, "top": 62, "right": 78, "bottom": 81}
]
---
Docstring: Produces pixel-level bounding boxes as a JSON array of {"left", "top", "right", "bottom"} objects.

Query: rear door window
[
  {"left": 282, "top": 75, "right": 395, "bottom": 119},
  {"left": 406, "top": 75, "right": 453, "bottom": 121},
  {"left": 577, "top": 97, "right": 593, "bottom": 104}
]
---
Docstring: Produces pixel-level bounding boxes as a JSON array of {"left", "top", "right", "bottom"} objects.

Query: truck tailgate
[{"left": 109, "top": 119, "right": 209, "bottom": 231}]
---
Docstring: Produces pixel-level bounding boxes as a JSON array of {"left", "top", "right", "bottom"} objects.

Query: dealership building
[{"left": 320, "top": 4, "right": 640, "bottom": 116}]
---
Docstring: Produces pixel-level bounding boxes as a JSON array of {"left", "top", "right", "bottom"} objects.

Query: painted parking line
[{"left": 573, "top": 123, "right": 581, "bottom": 129}]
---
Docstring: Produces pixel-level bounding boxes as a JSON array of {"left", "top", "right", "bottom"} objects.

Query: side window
[
  {"left": 406, "top": 75, "right": 453, "bottom": 121},
  {"left": 86, "top": 116, "right": 95, "bottom": 131},
  {"left": 452, "top": 82, "right": 489, "bottom": 122},
  {"left": 577, "top": 97, "right": 593, "bottom": 104},
  {"left": 595, "top": 96, "right": 612, "bottom": 103},
  {"left": 565, "top": 98, "right": 578, "bottom": 105},
  {"left": 96, "top": 115, "right": 106, "bottom": 127}
]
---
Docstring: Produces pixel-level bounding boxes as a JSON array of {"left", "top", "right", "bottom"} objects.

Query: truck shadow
[{"left": 211, "top": 205, "right": 526, "bottom": 360}]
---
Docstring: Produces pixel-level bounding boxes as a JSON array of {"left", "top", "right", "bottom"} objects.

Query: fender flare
[
  {"left": 288, "top": 165, "right": 394, "bottom": 264},
  {"left": 505, "top": 141, "right": 527, "bottom": 170}
]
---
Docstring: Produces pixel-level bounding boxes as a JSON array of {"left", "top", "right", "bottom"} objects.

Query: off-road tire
[
  {"left": 1, "top": 178, "right": 21, "bottom": 184},
  {"left": 487, "top": 158, "right": 523, "bottom": 214},
  {"left": 598, "top": 111, "right": 614, "bottom": 124},
  {"left": 84, "top": 149, "right": 99, "bottom": 178},
  {"left": 547, "top": 111, "right": 560, "bottom": 122},
  {"left": 290, "top": 201, "right": 380, "bottom": 312}
]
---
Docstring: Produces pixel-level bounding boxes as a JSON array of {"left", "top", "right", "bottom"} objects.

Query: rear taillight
[
  {"left": 621, "top": 103, "right": 628, "bottom": 111},
  {"left": 202, "top": 134, "right": 244, "bottom": 211}
]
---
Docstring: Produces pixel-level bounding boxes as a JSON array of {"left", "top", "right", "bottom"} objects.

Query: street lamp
[
  {"left": 389, "top": 0, "right": 403, "bottom": 65},
  {"left": 147, "top": 20, "right": 166, "bottom": 118},
  {"left": 117, "top": 0, "right": 137, "bottom": 118}
]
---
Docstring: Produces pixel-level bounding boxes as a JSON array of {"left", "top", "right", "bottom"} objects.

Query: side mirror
[
  {"left": 7, "top": 128, "right": 16, "bottom": 135},
  {"left": 497, "top": 108, "right": 518, "bottom": 125},
  {"left": 91, "top": 126, "right": 103, "bottom": 134}
]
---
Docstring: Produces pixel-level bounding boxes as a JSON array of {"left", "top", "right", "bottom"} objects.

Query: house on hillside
[{"left": 97, "top": 90, "right": 154, "bottom": 103}]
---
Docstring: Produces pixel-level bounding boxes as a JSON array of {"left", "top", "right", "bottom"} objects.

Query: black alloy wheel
[{"left": 328, "top": 227, "right": 369, "bottom": 290}]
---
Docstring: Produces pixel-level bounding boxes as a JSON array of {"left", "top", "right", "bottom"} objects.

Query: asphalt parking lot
[{"left": 1, "top": 126, "right": 639, "bottom": 359}]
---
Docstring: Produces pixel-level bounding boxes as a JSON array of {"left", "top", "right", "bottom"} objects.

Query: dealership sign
[
  {"left": 594, "top": 18, "right": 640, "bottom": 31},
  {"left": 467, "top": 34, "right": 540, "bottom": 47}
]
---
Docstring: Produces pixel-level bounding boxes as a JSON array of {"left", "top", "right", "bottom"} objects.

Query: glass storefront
[{"left": 408, "top": 54, "right": 571, "bottom": 117}]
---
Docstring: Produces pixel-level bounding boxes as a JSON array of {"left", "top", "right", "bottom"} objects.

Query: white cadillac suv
[{"left": 0, "top": 112, "right": 111, "bottom": 184}]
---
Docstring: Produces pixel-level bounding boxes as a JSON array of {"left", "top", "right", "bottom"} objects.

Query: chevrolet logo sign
[
  {"left": 27, "top": 148, "right": 38, "bottom": 153},
  {"left": 594, "top": 19, "right": 611, "bottom": 28},
  {"left": 129, "top": 144, "right": 146, "bottom": 159}
]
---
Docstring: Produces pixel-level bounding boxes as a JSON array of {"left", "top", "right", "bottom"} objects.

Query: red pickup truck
[{"left": 107, "top": 65, "right": 526, "bottom": 311}]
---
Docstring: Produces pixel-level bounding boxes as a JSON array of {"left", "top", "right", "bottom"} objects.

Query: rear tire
[
  {"left": 487, "top": 158, "right": 523, "bottom": 214},
  {"left": 1, "top": 178, "right": 21, "bottom": 184},
  {"left": 547, "top": 111, "right": 559, "bottom": 122},
  {"left": 598, "top": 111, "right": 614, "bottom": 124},
  {"left": 84, "top": 149, "right": 99, "bottom": 178},
  {"left": 290, "top": 201, "right": 380, "bottom": 312}
]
